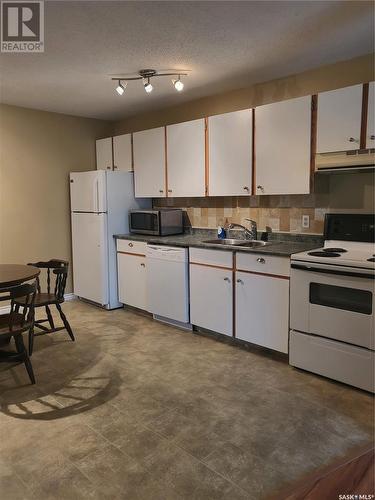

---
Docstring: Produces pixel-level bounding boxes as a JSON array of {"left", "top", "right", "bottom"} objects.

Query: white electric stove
[{"left": 289, "top": 213, "right": 375, "bottom": 393}]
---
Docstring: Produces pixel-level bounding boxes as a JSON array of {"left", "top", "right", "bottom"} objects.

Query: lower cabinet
[
  {"left": 235, "top": 271, "right": 289, "bottom": 353},
  {"left": 190, "top": 263, "right": 233, "bottom": 336},
  {"left": 117, "top": 252, "right": 147, "bottom": 310}
]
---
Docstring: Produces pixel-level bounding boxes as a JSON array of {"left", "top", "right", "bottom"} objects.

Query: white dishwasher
[{"left": 146, "top": 245, "right": 190, "bottom": 324}]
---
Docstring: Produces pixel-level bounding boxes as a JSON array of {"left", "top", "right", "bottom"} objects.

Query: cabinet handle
[
  {"left": 140, "top": 263, "right": 145, "bottom": 267},
  {"left": 107, "top": 166, "right": 112, "bottom": 170},
  {"left": 243, "top": 186, "right": 249, "bottom": 192},
  {"left": 128, "top": 242, "right": 133, "bottom": 247},
  {"left": 168, "top": 189, "right": 172, "bottom": 193},
  {"left": 159, "top": 189, "right": 164, "bottom": 193},
  {"left": 348, "top": 137, "right": 359, "bottom": 143},
  {"left": 257, "top": 185, "right": 264, "bottom": 192},
  {"left": 236, "top": 279, "right": 244, "bottom": 284},
  {"left": 223, "top": 277, "right": 231, "bottom": 282},
  {"left": 113, "top": 165, "right": 118, "bottom": 170},
  {"left": 256, "top": 257, "right": 265, "bottom": 264},
  {"left": 370, "top": 135, "right": 375, "bottom": 141}
]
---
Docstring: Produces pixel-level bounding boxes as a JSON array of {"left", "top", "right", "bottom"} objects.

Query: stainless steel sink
[{"left": 202, "top": 238, "right": 270, "bottom": 248}]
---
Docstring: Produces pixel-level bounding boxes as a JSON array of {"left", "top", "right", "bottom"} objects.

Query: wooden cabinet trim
[
  {"left": 251, "top": 108, "right": 256, "bottom": 196},
  {"left": 232, "top": 253, "right": 236, "bottom": 338},
  {"left": 235, "top": 268, "right": 290, "bottom": 280},
  {"left": 361, "top": 83, "right": 369, "bottom": 149},
  {"left": 131, "top": 133, "right": 134, "bottom": 171},
  {"left": 310, "top": 95, "right": 317, "bottom": 191},
  {"left": 164, "top": 126, "right": 168, "bottom": 197},
  {"left": 190, "top": 261, "right": 233, "bottom": 271},
  {"left": 205, "top": 117, "right": 209, "bottom": 196},
  {"left": 117, "top": 251, "right": 146, "bottom": 258}
]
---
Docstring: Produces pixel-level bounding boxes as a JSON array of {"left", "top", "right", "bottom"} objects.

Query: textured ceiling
[{"left": 0, "top": 0, "right": 373, "bottom": 120}]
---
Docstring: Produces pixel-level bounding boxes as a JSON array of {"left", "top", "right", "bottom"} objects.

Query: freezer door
[
  {"left": 71, "top": 213, "right": 109, "bottom": 305},
  {"left": 70, "top": 171, "right": 107, "bottom": 213}
]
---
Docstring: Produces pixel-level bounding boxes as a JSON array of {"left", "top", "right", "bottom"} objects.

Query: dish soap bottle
[{"left": 217, "top": 226, "right": 226, "bottom": 239}]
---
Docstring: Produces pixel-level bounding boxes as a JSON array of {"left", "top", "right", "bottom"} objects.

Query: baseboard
[
  {"left": 0, "top": 292, "right": 77, "bottom": 313},
  {"left": 64, "top": 293, "right": 76, "bottom": 301}
]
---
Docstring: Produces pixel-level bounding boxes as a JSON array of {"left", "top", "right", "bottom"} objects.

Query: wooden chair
[
  {"left": 0, "top": 282, "right": 37, "bottom": 384},
  {"left": 18, "top": 260, "right": 75, "bottom": 355}
]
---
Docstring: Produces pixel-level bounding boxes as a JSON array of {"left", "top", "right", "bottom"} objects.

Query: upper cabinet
[
  {"left": 133, "top": 127, "right": 166, "bottom": 198},
  {"left": 316, "top": 85, "right": 362, "bottom": 153},
  {"left": 367, "top": 82, "right": 374, "bottom": 149},
  {"left": 96, "top": 137, "right": 113, "bottom": 170},
  {"left": 255, "top": 96, "right": 311, "bottom": 195},
  {"left": 113, "top": 134, "right": 132, "bottom": 171},
  {"left": 208, "top": 110, "right": 252, "bottom": 196},
  {"left": 167, "top": 119, "right": 206, "bottom": 197}
]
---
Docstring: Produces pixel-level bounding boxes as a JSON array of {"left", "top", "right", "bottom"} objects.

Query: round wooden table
[{"left": 0, "top": 264, "right": 40, "bottom": 292}]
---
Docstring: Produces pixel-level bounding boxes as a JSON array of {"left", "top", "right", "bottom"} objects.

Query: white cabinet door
[
  {"left": 96, "top": 137, "right": 113, "bottom": 170},
  {"left": 255, "top": 96, "right": 311, "bottom": 195},
  {"left": 235, "top": 271, "right": 289, "bottom": 353},
  {"left": 367, "top": 82, "right": 375, "bottom": 149},
  {"left": 133, "top": 127, "right": 166, "bottom": 197},
  {"left": 317, "top": 84, "right": 362, "bottom": 153},
  {"left": 117, "top": 253, "right": 147, "bottom": 310},
  {"left": 113, "top": 134, "right": 132, "bottom": 171},
  {"left": 190, "top": 264, "right": 233, "bottom": 336},
  {"left": 208, "top": 110, "right": 252, "bottom": 196},
  {"left": 167, "top": 119, "right": 206, "bottom": 197}
]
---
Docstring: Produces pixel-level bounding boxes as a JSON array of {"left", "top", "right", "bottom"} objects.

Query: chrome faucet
[{"left": 227, "top": 218, "right": 257, "bottom": 240}]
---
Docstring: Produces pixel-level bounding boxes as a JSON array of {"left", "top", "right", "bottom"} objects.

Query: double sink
[{"left": 202, "top": 238, "right": 271, "bottom": 249}]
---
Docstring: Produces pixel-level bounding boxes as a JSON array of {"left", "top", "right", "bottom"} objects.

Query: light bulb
[
  {"left": 144, "top": 78, "right": 153, "bottom": 93},
  {"left": 115, "top": 81, "right": 126, "bottom": 95},
  {"left": 173, "top": 78, "right": 184, "bottom": 92}
]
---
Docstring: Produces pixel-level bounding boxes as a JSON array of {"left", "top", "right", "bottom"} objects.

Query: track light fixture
[
  {"left": 115, "top": 80, "right": 126, "bottom": 95},
  {"left": 111, "top": 69, "right": 189, "bottom": 96},
  {"left": 173, "top": 76, "right": 184, "bottom": 92},
  {"left": 144, "top": 77, "right": 153, "bottom": 93}
]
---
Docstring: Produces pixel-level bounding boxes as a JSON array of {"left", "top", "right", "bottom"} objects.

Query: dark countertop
[{"left": 115, "top": 230, "right": 322, "bottom": 257}]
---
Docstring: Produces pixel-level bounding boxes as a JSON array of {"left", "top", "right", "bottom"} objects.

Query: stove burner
[
  {"left": 323, "top": 248, "right": 347, "bottom": 253},
  {"left": 308, "top": 251, "right": 341, "bottom": 257},
  {"left": 368, "top": 257, "right": 375, "bottom": 262}
]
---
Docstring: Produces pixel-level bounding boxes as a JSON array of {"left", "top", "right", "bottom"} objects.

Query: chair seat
[
  {"left": 0, "top": 312, "right": 31, "bottom": 336},
  {"left": 18, "top": 292, "right": 62, "bottom": 307}
]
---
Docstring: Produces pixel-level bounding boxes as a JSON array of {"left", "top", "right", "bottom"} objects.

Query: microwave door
[{"left": 130, "top": 212, "right": 158, "bottom": 234}]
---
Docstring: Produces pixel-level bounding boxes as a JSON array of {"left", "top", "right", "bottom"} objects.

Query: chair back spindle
[{"left": 27, "top": 260, "right": 69, "bottom": 301}]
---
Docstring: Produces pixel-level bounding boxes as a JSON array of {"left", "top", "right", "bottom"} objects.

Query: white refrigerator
[{"left": 70, "top": 170, "right": 150, "bottom": 309}]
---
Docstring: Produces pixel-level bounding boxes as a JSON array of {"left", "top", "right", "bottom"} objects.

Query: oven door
[
  {"left": 290, "top": 262, "right": 374, "bottom": 349},
  {"left": 129, "top": 211, "right": 159, "bottom": 235}
]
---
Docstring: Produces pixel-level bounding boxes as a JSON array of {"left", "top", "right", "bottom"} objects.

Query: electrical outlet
[{"left": 302, "top": 215, "right": 310, "bottom": 228}]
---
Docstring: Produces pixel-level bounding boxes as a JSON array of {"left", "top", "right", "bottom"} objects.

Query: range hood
[{"left": 315, "top": 149, "right": 375, "bottom": 173}]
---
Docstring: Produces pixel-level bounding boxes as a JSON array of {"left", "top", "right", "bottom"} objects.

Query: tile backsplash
[
  {"left": 154, "top": 194, "right": 329, "bottom": 234},
  {"left": 153, "top": 173, "right": 374, "bottom": 235}
]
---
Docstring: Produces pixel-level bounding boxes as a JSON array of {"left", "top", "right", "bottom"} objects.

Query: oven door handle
[{"left": 291, "top": 263, "right": 375, "bottom": 280}]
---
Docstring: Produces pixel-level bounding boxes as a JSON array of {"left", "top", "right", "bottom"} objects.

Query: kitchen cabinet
[
  {"left": 113, "top": 134, "right": 132, "bottom": 171},
  {"left": 133, "top": 127, "right": 166, "bottom": 197},
  {"left": 117, "top": 239, "right": 147, "bottom": 310},
  {"left": 96, "top": 137, "right": 113, "bottom": 170},
  {"left": 367, "top": 82, "right": 374, "bottom": 149},
  {"left": 190, "top": 248, "right": 233, "bottom": 336},
  {"left": 235, "top": 253, "right": 289, "bottom": 353},
  {"left": 208, "top": 110, "right": 252, "bottom": 196},
  {"left": 117, "top": 253, "right": 147, "bottom": 310},
  {"left": 167, "top": 119, "right": 206, "bottom": 197},
  {"left": 255, "top": 96, "right": 311, "bottom": 195},
  {"left": 316, "top": 84, "right": 363, "bottom": 153}
]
